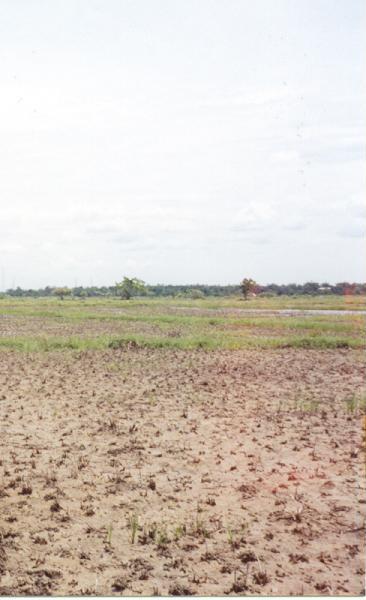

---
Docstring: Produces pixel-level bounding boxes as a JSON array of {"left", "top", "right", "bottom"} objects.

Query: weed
[
  {"left": 239, "top": 550, "right": 256, "bottom": 564},
  {"left": 227, "top": 526, "right": 233, "bottom": 545},
  {"left": 181, "top": 403, "right": 188, "bottom": 418},
  {"left": 44, "top": 472, "right": 57, "bottom": 486},
  {"left": 107, "top": 362, "right": 122, "bottom": 372},
  {"left": 301, "top": 399, "right": 320, "bottom": 414},
  {"left": 344, "top": 393, "right": 366, "bottom": 415},
  {"left": 77, "top": 456, "right": 89, "bottom": 470},
  {"left": 129, "top": 514, "right": 139, "bottom": 544},
  {"left": 253, "top": 570, "right": 270, "bottom": 586},
  {"left": 173, "top": 524, "right": 187, "bottom": 541},
  {"left": 148, "top": 395, "right": 157, "bottom": 406},
  {"left": 193, "top": 514, "right": 209, "bottom": 538},
  {"left": 168, "top": 582, "right": 194, "bottom": 596},
  {"left": 146, "top": 523, "right": 158, "bottom": 542},
  {"left": 106, "top": 524, "right": 113, "bottom": 545},
  {"left": 19, "top": 483, "right": 32, "bottom": 495},
  {"left": 229, "top": 567, "right": 250, "bottom": 593},
  {"left": 155, "top": 526, "right": 169, "bottom": 547}
]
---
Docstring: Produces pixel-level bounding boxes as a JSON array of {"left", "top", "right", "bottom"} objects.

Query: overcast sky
[{"left": 1, "top": 0, "right": 365, "bottom": 288}]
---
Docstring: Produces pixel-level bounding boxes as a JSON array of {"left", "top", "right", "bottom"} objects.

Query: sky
[{"left": 0, "top": 0, "right": 365, "bottom": 288}]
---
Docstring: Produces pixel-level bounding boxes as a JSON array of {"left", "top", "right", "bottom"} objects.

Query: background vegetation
[
  {"left": 2, "top": 280, "right": 366, "bottom": 299},
  {"left": 0, "top": 295, "right": 364, "bottom": 352}
]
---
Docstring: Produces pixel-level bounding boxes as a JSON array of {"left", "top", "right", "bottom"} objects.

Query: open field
[
  {"left": 0, "top": 295, "right": 364, "bottom": 351},
  {"left": 0, "top": 296, "right": 365, "bottom": 595}
]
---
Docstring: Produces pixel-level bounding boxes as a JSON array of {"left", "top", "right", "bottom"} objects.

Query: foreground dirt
[{"left": 0, "top": 348, "right": 365, "bottom": 596}]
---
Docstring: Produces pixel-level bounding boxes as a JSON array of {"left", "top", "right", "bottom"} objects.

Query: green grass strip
[{"left": 0, "top": 334, "right": 363, "bottom": 352}]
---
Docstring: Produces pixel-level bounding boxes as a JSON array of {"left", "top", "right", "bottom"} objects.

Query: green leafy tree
[
  {"left": 240, "top": 278, "right": 258, "bottom": 300},
  {"left": 53, "top": 287, "right": 72, "bottom": 300},
  {"left": 115, "top": 277, "right": 146, "bottom": 300}
]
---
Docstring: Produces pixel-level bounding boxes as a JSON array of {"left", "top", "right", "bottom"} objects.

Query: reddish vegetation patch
[{"left": 0, "top": 348, "right": 365, "bottom": 595}]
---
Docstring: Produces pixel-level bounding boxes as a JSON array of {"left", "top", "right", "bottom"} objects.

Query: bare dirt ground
[{"left": 0, "top": 346, "right": 365, "bottom": 596}]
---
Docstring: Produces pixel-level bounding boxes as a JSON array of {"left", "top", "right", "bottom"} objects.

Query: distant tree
[
  {"left": 53, "top": 287, "right": 71, "bottom": 300},
  {"left": 303, "top": 281, "right": 319, "bottom": 295},
  {"left": 11, "top": 286, "right": 24, "bottom": 297},
  {"left": 319, "top": 282, "right": 332, "bottom": 294},
  {"left": 115, "top": 277, "right": 146, "bottom": 300},
  {"left": 43, "top": 286, "right": 54, "bottom": 297},
  {"left": 240, "top": 278, "right": 258, "bottom": 300},
  {"left": 187, "top": 288, "right": 205, "bottom": 299}
]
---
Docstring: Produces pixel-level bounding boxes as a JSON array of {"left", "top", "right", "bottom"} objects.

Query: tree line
[{"left": 2, "top": 279, "right": 366, "bottom": 299}]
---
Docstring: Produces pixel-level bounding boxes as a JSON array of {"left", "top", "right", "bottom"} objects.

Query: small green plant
[
  {"left": 293, "top": 392, "right": 319, "bottom": 415},
  {"left": 156, "top": 526, "right": 169, "bottom": 547},
  {"left": 106, "top": 523, "right": 113, "bottom": 545},
  {"left": 227, "top": 526, "right": 233, "bottom": 546},
  {"left": 148, "top": 395, "right": 157, "bottom": 406},
  {"left": 129, "top": 514, "right": 139, "bottom": 544},
  {"left": 173, "top": 523, "right": 186, "bottom": 541},
  {"left": 345, "top": 395, "right": 357, "bottom": 413},
  {"left": 108, "top": 361, "right": 122, "bottom": 372},
  {"left": 301, "top": 399, "right": 320, "bottom": 414},
  {"left": 193, "top": 515, "right": 209, "bottom": 538},
  {"left": 240, "top": 519, "right": 248, "bottom": 535},
  {"left": 226, "top": 525, "right": 240, "bottom": 548},
  {"left": 344, "top": 393, "right": 366, "bottom": 414}
]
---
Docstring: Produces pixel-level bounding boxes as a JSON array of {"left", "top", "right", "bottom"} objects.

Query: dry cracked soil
[{"left": 0, "top": 346, "right": 365, "bottom": 595}]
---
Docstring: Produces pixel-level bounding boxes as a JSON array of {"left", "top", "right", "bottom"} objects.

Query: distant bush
[{"left": 188, "top": 289, "right": 206, "bottom": 299}]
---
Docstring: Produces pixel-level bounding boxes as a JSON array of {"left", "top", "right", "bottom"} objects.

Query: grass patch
[
  {"left": 0, "top": 333, "right": 363, "bottom": 353},
  {"left": 343, "top": 393, "right": 366, "bottom": 414},
  {"left": 0, "top": 296, "right": 364, "bottom": 352},
  {"left": 0, "top": 306, "right": 363, "bottom": 336},
  {"left": 0, "top": 294, "right": 365, "bottom": 313}
]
